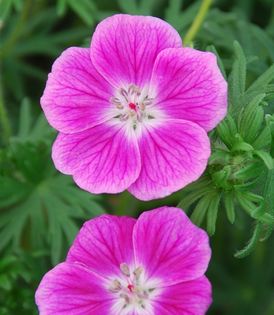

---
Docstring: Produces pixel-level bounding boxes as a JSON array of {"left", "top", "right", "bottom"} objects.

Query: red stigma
[
  {"left": 128, "top": 284, "right": 134, "bottom": 292},
  {"left": 129, "top": 103, "right": 137, "bottom": 111}
]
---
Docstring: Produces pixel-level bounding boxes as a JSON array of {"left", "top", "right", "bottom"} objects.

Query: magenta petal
[
  {"left": 133, "top": 207, "right": 211, "bottom": 285},
  {"left": 41, "top": 47, "right": 114, "bottom": 133},
  {"left": 151, "top": 48, "right": 227, "bottom": 131},
  {"left": 153, "top": 276, "right": 212, "bottom": 315},
  {"left": 35, "top": 262, "right": 114, "bottom": 315},
  {"left": 90, "top": 14, "right": 182, "bottom": 88},
  {"left": 52, "top": 123, "right": 141, "bottom": 194},
  {"left": 128, "top": 119, "right": 210, "bottom": 201},
  {"left": 67, "top": 215, "right": 136, "bottom": 277}
]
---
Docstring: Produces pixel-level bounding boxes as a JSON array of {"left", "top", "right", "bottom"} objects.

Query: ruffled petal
[
  {"left": 35, "top": 262, "right": 114, "bottom": 315},
  {"left": 41, "top": 47, "right": 114, "bottom": 133},
  {"left": 153, "top": 276, "right": 212, "bottom": 315},
  {"left": 52, "top": 122, "right": 141, "bottom": 194},
  {"left": 128, "top": 119, "right": 210, "bottom": 201},
  {"left": 67, "top": 215, "right": 136, "bottom": 278},
  {"left": 151, "top": 48, "right": 227, "bottom": 131},
  {"left": 90, "top": 14, "right": 182, "bottom": 88},
  {"left": 133, "top": 207, "right": 211, "bottom": 285}
]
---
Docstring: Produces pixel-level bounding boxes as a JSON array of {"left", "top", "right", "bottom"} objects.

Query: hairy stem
[{"left": 184, "top": 0, "right": 213, "bottom": 45}]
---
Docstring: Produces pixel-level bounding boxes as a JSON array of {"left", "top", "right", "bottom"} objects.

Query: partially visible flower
[
  {"left": 41, "top": 14, "right": 227, "bottom": 200},
  {"left": 35, "top": 207, "right": 212, "bottom": 314}
]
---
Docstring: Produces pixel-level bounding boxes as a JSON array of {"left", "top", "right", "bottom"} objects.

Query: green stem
[
  {"left": 184, "top": 0, "right": 213, "bottom": 45},
  {"left": 0, "top": 74, "right": 11, "bottom": 144}
]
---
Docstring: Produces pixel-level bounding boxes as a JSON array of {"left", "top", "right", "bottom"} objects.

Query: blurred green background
[{"left": 0, "top": 0, "right": 274, "bottom": 314}]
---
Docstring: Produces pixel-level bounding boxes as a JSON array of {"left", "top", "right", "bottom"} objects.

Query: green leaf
[
  {"left": 67, "top": 0, "right": 97, "bottom": 26},
  {"left": 231, "top": 140, "right": 253, "bottom": 152},
  {"left": 207, "top": 193, "right": 221, "bottom": 235},
  {"left": 217, "top": 115, "right": 238, "bottom": 148},
  {"left": 251, "top": 25, "right": 274, "bottom": 63},
  {"left": 17, "top": 98, "right": 32, "bottom": 139},
  {"left": 229, "top": 41, "right": 246, "bottom": 112},
  {"left": 224, "top": 191, "right": 236, "bottom": 224},
  {"left": 234, "top": 223, "right": 263, "bottom": 258},
  {"left": 254, "top": 150, "right": 274, "bottom": 170},
  {"left": 252, "top": 124, "right": 272, "bottom": 149},
  {"left": 165, "top": 0, "right": 200, "bottom": 33},
  {"left": 238, "top": 93, "right": 265, "bottom": 143},
  {"left": 246, "top": 64, "right": 274, "bottom": 94},
  {"left": 234, "top": 161, "right": 264, "bottom": 180},
  {"left": 208, "top": 149, "right": 230, "bottom": 165},
  {"left": 190, "top": 194, "right": 213, "bottom": 226},
  {"left": 178, "top": 180, "right": 214, "bottom": 212},
  {"left": 235, "top": 191, "right": 274, "bottom": 225},
  {"left": 56, "top": 0, "right": 67, "bottom": 16},
  {"left": 0, "top": 142, "right": 105, "bottom": 264}
]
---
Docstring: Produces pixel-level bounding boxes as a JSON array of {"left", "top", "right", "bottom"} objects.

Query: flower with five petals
[{"left": 41, "top": 14, "right": 227, "bottom": 200}]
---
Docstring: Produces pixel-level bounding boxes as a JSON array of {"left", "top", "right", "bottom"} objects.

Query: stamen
[
  {"left": 120, "top": 263, "right": 130, "bottom": 277},
  {"left": 120, "top": 293, "right": 130, "bottom": 304},
  {"left": 110, "top": 97, "right": 124, "bottom": 109},
  {"left": 133, "top": 266, "right": 143, "bottom": 280},
  {"left": 109, "top": 279, "right": 122, "bottom": 292},
  {"left": 109, "top": 263, "right": 158, "bottom": 312},
  {"left": 110, "top": 84, "right": 155, "bottom": 128},
  {"left": 120, "top": 88, "right": 129, "bottom": 101}
]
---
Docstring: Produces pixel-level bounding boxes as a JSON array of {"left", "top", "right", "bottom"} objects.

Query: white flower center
[
  {"left": 110, "top": 84, "right": 156, "bottom": 130},
  {"left": 109, "top": 262, "right": 159, "bottom": 314}
]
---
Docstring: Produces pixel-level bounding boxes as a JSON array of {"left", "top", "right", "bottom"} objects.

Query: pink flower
[
  {"left": 41, "top": 14, "right": 227, "bottom": 200},
  {"left": 35, "top": 207, "right": 212, "bottom": 314}
]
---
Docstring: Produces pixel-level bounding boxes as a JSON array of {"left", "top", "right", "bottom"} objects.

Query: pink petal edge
[
  {"left": 90, "top": 14, "right": 182, "bottom": 88},
  {"left": 52, "top": 122, "right": 141, "bottom": 194},
  {"left": 151, "top": 47, "right": 228, "bottom": 132},
  {"left": 67, "top": 214, "right": 136, "bottom": 278},
  {"left": 35, "top": 262, "right": 114, "bottom": 315},
  {"left": 128, "top": 119, "right": 211, "bottom": 201},
  {"left": 41, "top": 47, "right": 114, "bottom": 134},
  {"left": 133, "top": 206, "right": 211, "bottom": 285},
  {"left": 153, "top": 276, "right": 212, "bottom": 315}
]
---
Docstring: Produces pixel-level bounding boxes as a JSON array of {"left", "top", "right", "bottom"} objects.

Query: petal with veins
[
  {"left": 67, "top": 215, "right": 136, "bottom": 278},
  {"left": 35, "top": 262, "right": 114, "bottom": 315},
  {"left": 52, "top": 122, "right": 141, "bottom": 194},
  {"left": 133, "top": 207, "right": 211, "bottom": 285},
  {"left": 129, "top": 119, "right": 210, "bottom": 200},
  {"left": 151, "top": 48, "right": 227, "bottom": 131},
  {"left": 90, "top": 14, "right": 182, "bottom": 88},
  {"left": 41, "top": 47, "right": 114, "bottom": 134},
  {"left": 153, "top": 276, "right": 212, "bottom": 315}
]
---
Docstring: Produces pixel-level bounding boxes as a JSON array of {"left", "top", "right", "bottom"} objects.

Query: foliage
[
  {"left": 0, "top": 250, "right": 46, "bottom": 315},
  {"left": 0, "top": 0, "right": 274, "bottom": 314},
  {"left": 0, "top": 100, "right": 104, "bottom": 264},
  {"left": 178, "top": 42, "right": 274, "bottom": 257}
]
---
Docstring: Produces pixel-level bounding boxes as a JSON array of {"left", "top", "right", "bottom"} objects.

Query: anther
[
  {"left": 120, "top": 293, "right": 130, "bottom": 304},
  {"left": 120, "top": 263, "right": 130, "bottom": 277},
  {"left": 120, "top": 88, "right": 128, "bottom": 101},
  {"left": 133, "top": 266, "right": 143, "bottom": 280},
  {"left": 109, "top": 279, "right": 122, "bottom": 292},
  {"left": 110, "top": 97, "right": 124, "bottom": 109}
]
